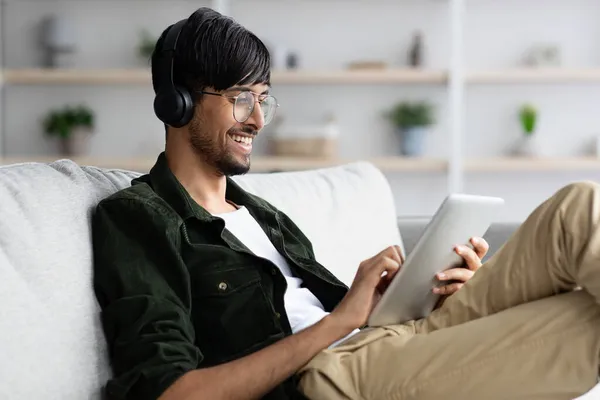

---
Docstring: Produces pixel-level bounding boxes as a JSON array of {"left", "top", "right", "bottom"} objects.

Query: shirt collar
[{"left": 142, "top": 151, "right": 273, "bottom": 222}]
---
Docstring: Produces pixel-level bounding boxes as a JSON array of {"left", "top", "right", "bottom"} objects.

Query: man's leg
[
  {"left": 299, "top": 290, "right": 600, "bottom": 400},
  {"left": 298, "top": 181, "right": 600, "bottom": 399},
  {"left": 419, "top": 180, "right": 600, "bottom": 333}
]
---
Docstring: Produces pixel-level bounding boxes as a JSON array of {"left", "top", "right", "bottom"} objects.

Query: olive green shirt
[{"left": 92, "top": 152, "right": 349, "bottom": 400}]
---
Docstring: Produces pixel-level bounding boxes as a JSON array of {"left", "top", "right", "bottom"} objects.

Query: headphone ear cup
[
  {"left": 153, "top": 86, "right": 194, "bottom": 128},
  {"left": 153, "top": 89, "right": 178, "bottom": 127},
  {"left": 176, "top": 85, "right": 195, "bottom": 127}
]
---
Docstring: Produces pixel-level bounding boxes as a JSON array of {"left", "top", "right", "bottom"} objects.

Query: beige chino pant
[{"left": 298, "top": 181, "right": 600, "bottom": 400}]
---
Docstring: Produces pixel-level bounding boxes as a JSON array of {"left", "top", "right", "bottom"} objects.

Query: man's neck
[{"left": 164, "top": 144, "right": 235, "bottom": 215}]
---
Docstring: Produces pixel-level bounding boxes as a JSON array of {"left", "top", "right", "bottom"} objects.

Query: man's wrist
[{"left": 319, "top": 313, "right": 356, "bottom": 344}]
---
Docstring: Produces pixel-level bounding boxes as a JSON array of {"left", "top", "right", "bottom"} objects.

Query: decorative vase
[
  {"left": 40, "top": 15, "right": 76, "bottom": 68},
  {"left": 59, "top": 127, "right": 91, "bottom": 157},
  {"left": 514, "top": 133, "right": 541, "bottom": 157},
  {"left": 399, "top": 126, "right": 427, "bottom": 156}
]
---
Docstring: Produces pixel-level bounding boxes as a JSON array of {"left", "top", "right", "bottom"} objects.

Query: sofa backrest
[
  {"left": 0, "top": 159, "right": 401, "bottom": 399},
  {"left": 232, "top": 162, "right": 404, "bottom": 285}
]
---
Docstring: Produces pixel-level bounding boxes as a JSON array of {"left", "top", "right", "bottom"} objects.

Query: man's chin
[{"left": 217, "top": 157, "right": 251, "bottom": 177}]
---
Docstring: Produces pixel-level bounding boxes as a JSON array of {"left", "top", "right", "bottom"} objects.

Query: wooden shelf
[
  {"left": 467, "top": 68, "right": 600, "bottom": 84},
  {"left": 5, "top": 68, "right": 600, "bottom": 86},
  {"left": 0, "top": 68, "right": 447, "bottom": 85},
  {"left": 271, "top": 69, "right": 448, "bottom": 84},
  {"left": 0, "top": 156, "right": 448, "bottom": 173},
  {"left": 466, "top": 157, "right": 600, "bottom": 172},
  {"left": 2, "top": 68, "right": 151, "bottom": 85}
]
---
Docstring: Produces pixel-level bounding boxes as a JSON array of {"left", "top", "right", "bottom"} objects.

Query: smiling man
[{"left": 92, "top": 7, "right": 600, "bottom": 400}]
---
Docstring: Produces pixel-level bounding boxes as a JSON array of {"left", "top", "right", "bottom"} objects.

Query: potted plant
[
  {"left": 42, "top": 105, "right": 95, "bottom": 156},
  {"left": 515, "top": 103, "right": 540, "bottom": 157},
  {"left": 387, "top": 101, "right": 435, "bottom": 156}
]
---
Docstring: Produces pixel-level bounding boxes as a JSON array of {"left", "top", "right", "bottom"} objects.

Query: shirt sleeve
[{"left": 92, "top": 198, "right": 202, "bottom": 400}]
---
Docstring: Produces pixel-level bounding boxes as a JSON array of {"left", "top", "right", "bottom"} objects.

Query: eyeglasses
[{"left": 200, "top": 90, "right": 279, "bottom": 126}]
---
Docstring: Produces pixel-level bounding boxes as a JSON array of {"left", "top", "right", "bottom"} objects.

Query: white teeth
[{"left": 231, "top": 134, "right": 252, "bottom": 145}]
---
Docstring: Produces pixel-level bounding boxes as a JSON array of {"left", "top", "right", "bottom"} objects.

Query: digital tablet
[{"left": 367, "top": 193, "right": 505, "bottom": 327}]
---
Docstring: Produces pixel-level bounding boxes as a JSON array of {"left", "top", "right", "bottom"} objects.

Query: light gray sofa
[{"left": 0, "top": 158, "right": 597, "bottom": 400}]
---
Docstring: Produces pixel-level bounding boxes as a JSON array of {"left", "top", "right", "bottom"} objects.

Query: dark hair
[{"left": 151, "top": 7, "right": 271, "bottom": 99}]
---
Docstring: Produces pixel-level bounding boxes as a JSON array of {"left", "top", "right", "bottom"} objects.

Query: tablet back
[{"left": 368, "top": 193, "right": 505, "bottom": 327}]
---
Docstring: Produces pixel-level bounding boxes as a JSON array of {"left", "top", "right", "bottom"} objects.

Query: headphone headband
[
  {"left": 153, "top": 18, "right": 195, "bottom": 128},
  {"left": 159, "top": 19, "right": 187, "bottom": 92}
]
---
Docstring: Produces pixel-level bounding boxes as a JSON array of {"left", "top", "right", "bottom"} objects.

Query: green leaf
[
  {"left": 386, "top": 101, "right": 435, "bottom": 129},
  {"left": 42, "top": 104, "right": 95, "bottom": 138},
  {"left": 519, "top": 104, "right": 537, "bottom": 135}
]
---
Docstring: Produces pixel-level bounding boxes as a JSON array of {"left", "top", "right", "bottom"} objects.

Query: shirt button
[
  {"left": 218, "top": 282, "right": 228, "bottom": 291},
  {"left": 275, "top": 312, "right": 281, "bottom": 319}
]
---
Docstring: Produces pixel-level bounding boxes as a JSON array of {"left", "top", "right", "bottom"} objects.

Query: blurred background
[{"left": 0, "top": 0, "right": 599, "bottom": 222}]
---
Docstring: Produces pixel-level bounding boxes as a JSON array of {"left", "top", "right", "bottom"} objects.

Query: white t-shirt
[{"left": 213, "top": 205, "right": 358, "bottom": 346}]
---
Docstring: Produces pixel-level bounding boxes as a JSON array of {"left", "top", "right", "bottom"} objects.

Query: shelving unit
[{"left": 0, "top": 0, "right": 599, "bottom": 211}]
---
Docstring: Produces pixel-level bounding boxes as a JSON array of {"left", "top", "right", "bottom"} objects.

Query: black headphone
[{"left": 153, "top": 19, "right": 195, "bottom": 128}]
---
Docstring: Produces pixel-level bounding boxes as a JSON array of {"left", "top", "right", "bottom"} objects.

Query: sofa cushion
[
  {"left": 233, "top": 162, "right": 403, "bottom": 286},
  {"left": 0, "top": 159, "right": 401, "bottom": 399}
]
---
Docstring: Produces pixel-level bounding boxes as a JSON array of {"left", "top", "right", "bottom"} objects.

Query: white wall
[
  {"left": 1, "top": 0, "right": 599, "bottom": 221},
  {"left": 464, "top": 0, "right": 600, "bottom": 222}
]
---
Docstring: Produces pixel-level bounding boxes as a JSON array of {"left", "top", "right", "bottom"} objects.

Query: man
[{"left": 92, "top": 7, "right": 600, "bottom": 400}]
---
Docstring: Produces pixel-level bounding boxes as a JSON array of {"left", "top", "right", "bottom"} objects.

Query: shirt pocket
[{"left": 191, "top": 266, "right": 284, "bottom": 365}]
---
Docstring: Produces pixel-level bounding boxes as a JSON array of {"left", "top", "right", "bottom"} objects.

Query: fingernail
[
  {"left": 455, "top": 246, "right": 462, "bottom": 253},
  {"left": 433, "top": 287, "right": 440, "bottom": 293},
  {"left": 471, "top": 237, "right": 479, "bottom": 244},
  {"left": 438, "top": 273, "right": 446, "bottom": 279}
]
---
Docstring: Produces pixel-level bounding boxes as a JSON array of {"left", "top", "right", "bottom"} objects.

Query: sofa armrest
[{"left": 397, "top": 217, "right": 520, "bottom": 262}]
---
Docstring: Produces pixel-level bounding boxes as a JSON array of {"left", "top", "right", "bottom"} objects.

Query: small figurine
[{"left": 408, "top": 31, "right": 424, "bottom": 67}]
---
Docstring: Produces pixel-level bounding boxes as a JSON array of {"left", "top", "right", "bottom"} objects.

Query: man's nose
[{"left": 246, "top": 102, "right": 265, "bottom": 131}]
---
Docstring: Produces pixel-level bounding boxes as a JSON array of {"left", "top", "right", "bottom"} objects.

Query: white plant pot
[{"left": 514, "top": 134, "right": 542, "bottom": 157}]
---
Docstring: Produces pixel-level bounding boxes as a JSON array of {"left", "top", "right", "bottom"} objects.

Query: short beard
[{"left": 188, "top": 117, "right": 252, "bottom": 177}]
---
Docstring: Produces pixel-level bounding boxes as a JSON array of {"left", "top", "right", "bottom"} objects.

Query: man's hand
[
  {"left": 434, "top": 236, "right": 489, "bottom": 296},
  {"left": 330, "top": 245, "right": 404, "bottom": 334}
]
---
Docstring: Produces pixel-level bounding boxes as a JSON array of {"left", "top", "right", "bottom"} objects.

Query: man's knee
[
  {"left": 549, "top": 181, "right": 600, "bottom": 223},
  {"left": 556, "top": 181, "right": 600, "bottom": 199}
]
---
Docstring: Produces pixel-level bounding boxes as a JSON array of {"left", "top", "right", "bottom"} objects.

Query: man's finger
[
  {"left": 376, "top": 270, "right": 396, "bottom": 294},
  {"left": 372, "top": 245, "right": 399, "bottom": 263},
  {"left": 470, "top": 237, "right": 489, "bottom": 259},
  {"left": 385, "top": 245, "right": 403, "bottom": 264},
  {"left": 367, "top": 256, "right": 400, "bottom": 287},
  {"left": 433, "top": 282, "right": 464, "bottom": 295},
  {"left": 394, "top": 245, "right": 405, "bottom": 264},
  {"left": 455, "top": 245, "right": 482, "bottom": 271},
  {"left": 437, "top": 267, "right": 474, "bottom": 283}
]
